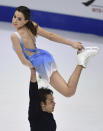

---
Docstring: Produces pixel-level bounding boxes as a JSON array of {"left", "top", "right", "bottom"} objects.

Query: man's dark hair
[{"left": 38, "top": 88, "right": 53, "bottom": 104}]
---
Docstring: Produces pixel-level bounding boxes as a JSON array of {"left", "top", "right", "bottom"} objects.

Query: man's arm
[
  {"left": 28, "top": 68, "right": 40, "bottom": 121},
  {"left": 30, "top": 68, "right": 37, "bottom": 83}
]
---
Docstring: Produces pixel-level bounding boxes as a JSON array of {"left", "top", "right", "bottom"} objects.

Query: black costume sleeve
[{"left": 28, "top": 81, "right": 41, "bottom": 121}]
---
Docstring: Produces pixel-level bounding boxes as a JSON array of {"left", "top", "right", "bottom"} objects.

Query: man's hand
[{"left": 30, "top": 68, "right": 36, "bottom": 82}]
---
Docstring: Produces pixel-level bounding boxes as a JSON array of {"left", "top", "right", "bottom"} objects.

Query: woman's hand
[{"left": 72, "top": 42, "right": 84, "bottom": 50}]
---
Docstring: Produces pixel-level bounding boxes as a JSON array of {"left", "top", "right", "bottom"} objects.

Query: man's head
[{"left": 38, "top": 88, "right": 55, "bottom": 113}]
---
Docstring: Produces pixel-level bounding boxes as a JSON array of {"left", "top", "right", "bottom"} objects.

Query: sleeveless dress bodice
[{"left": 14, "top": 32, "right": 57, "bottom": 82}]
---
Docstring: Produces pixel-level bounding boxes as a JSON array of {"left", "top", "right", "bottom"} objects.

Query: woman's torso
[{"left": 18, "top": 27, "right": 36, "bottom": 56}]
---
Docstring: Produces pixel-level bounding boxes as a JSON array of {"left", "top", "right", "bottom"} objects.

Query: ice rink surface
[{"left": 0, "top": 21, "right": 103, "bottom": 131}]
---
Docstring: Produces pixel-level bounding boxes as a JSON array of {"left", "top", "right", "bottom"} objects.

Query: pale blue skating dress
[{"left": 14, "top": 32, "right": 57, "bottom": 82}]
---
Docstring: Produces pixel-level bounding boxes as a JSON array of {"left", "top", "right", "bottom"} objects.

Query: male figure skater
[{"left": 28, "top": 68, "right": 56, "bottom": 131}]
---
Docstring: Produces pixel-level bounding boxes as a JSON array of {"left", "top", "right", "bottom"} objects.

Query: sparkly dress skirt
[{"left": 24, "top": 48, "right": 57, "bottom": 82}]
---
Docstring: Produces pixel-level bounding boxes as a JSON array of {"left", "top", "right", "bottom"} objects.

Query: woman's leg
[
  {"left": 50, "top": 47, "right": 99, "bottom": 97},
  {"left": 50, "top": 65, "right": 83, "bottom": 97}
]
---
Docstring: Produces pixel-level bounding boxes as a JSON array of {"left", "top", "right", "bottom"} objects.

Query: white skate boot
[{"left": 77, "top": 47, "right": 99, "bottom": 68}]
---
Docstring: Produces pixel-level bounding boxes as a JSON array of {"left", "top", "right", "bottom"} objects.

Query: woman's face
[{"left": 12, "top": 10, "right": 28, "bottom": 29}]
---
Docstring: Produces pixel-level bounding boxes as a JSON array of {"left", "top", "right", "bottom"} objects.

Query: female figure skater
[{"left": 11, "top": 6, "right": 98, "bottom": 97}]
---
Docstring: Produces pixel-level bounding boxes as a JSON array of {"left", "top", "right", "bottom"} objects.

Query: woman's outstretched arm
[{"left": 36, "top": 24, "right": 84, "bottom": 50}]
